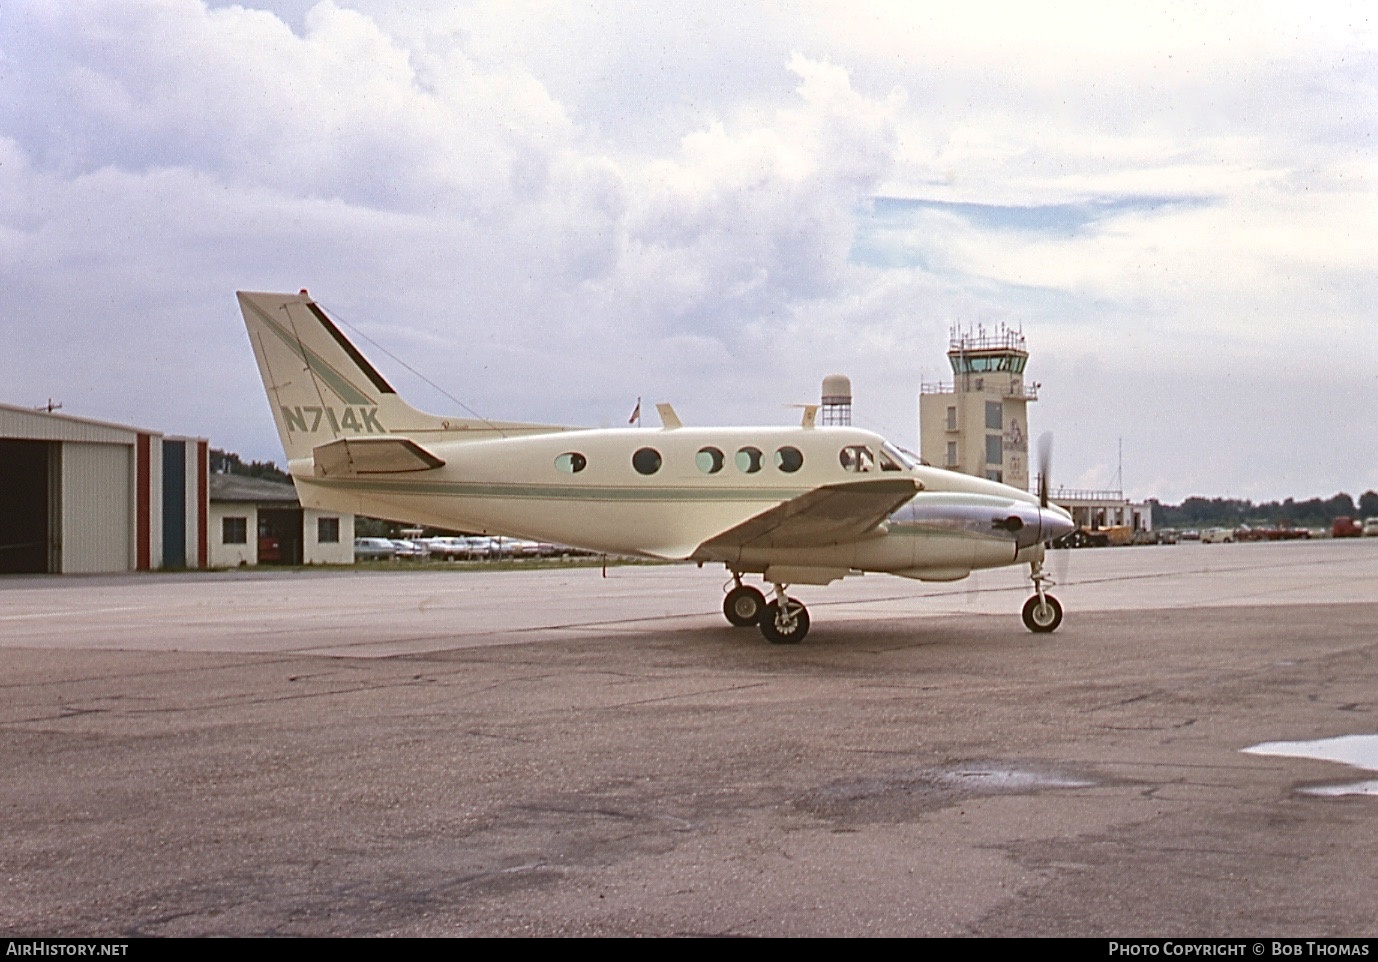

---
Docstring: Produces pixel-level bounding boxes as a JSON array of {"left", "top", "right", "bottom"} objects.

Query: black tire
[
  {"left": 1022, "top": 593, "right": 1063, "bottom": 633},
  {"left": 759, "top": 599, "right": 810, "bottom": 644},
  {"left": 723, "top": 585, "right": 765, "bottom": 627}
]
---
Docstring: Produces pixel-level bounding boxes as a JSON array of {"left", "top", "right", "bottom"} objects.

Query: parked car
[
  {"left": 1362, "top": 518, "right": 1378, "bottom": 537},
  {"left": 423, "top": 537, "right": 473, "bottom": 560},
  {"left": 1201, "top": 527, "right": 1235, "bottom": 544},
  {"left": 390, "top": 539, "right": 431, "bottom": 560},
  {"left": 354, "top": 537, "right": 396, "bottom": 561}
]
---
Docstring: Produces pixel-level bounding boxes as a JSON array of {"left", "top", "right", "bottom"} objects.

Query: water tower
[{"left": 820, "top": 374, "right": 852, "bottom": 427}]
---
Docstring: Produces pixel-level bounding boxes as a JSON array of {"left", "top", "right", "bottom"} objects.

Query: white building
[{"left": 209, "top": 474, "right": 354, "bottom": 567}]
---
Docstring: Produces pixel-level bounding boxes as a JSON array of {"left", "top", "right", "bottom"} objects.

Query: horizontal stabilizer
[{"left": 313, "top": 436, "right": 445, "bottom": 477}]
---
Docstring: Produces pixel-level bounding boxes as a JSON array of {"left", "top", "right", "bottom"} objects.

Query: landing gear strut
[
  {"left": 759, "top": 583, "right": 810, "bottom": 644},
  {"left": 722, "top": 575, "right": 766, "bottom": 627},
  {"left": 1023, "top": 559, "right": 1063, "bottom": 633}
]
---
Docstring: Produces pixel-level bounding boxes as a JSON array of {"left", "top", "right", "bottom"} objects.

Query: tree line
[
  {"left": 1150, "top": 491, "right": 1378, "bottom": 529},
  {"left": 209, "top": 448, "right": 292, "bottom": 484}
]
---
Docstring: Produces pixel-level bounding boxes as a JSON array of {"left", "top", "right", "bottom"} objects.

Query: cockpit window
[
  {"left": 881, "top": 442, "right": 919, "bottom": 470},
  {"left": 775, "top": 446, "right": 804, "bottom": 473},
  {"left": 839, "top": 445, "right": 875, "bottom": 473},
  {"left": 554, "top": 452, "right": 587, "bottom": 474},
  {"left": 696, "top": 447, "right": 725, "bottom": 474},
  {"left": 735, "top": 446, "right": 763, "bottom": 474},
  {"left": 632, "top": 448, "right": 662, "bottom": 475}
]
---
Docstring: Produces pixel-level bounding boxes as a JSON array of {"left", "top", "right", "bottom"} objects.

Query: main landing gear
[
  {"left": 722, "top": 575, "right": 811, "bottom": 644},
  {"left": 1023, "top": 559, "right": 1063, "bottom": 633},
  {"left": 723, "top": 579, "right": 766, "bottom": 627}
]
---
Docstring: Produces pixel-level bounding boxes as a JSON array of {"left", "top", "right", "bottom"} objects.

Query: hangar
[{"left": 0, "top": 403, "right": 208, "bottom": 574}]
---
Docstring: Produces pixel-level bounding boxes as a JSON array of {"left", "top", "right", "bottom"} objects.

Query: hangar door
[{"left": 0, "top": 439, "right": 58, "bottom": 574}]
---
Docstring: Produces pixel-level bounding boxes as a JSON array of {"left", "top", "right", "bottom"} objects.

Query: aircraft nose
[{"left": 1041, "top": 506, "right": 1075, "bottom": 544}]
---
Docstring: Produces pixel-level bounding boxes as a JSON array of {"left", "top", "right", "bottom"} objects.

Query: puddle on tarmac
[
  {"left": 1243, "top": 734, "right": 1378, "bottom": 797},
  {"left": 798, "top": 762, "right": 1097, "bottom": 821}
]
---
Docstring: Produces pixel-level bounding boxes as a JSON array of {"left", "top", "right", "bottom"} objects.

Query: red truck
[{"left": 1332, "top": 517, "right": 1363, "bottom": 538}]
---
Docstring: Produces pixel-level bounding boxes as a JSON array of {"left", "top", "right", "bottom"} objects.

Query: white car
[
  {"left": 353, "top": 537, "right": 397, "bottom": 561},
  {"left": 1362, "top": 518, "right": 1378, "bottom": 537},
  {"left": 1201, "top": 527, "right": 1235, "bottom": 544},
  {"left": 424, "top": 537, "right": 473, "bottom": 560},
  {"left": 390, "top": 539, "right": 431, "bottom": 560}
]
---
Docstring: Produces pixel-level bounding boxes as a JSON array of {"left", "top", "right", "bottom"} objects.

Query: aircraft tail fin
[{"left": 237, "top": 290, "right": 564, "bottom": 469}]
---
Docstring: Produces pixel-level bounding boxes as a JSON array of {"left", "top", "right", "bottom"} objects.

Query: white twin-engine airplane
[{"left": 238, "top": 290, "right": 1076, "bottom": 644}]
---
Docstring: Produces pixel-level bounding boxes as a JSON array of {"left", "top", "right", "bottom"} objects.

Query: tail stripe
[
  {"left": 306, "top": 302, "right": 396, "bottom": 395},
  {"left": 242, "top": 297, "right": 376, "bottom": 406}
]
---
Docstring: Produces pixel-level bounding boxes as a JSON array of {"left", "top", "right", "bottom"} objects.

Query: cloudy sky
[{"left": 2, "top": 0, "right": 1373, "bottom": 502}]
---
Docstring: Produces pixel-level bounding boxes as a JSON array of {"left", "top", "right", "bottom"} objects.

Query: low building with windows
[{"left": 208, "top": 474, "right": 353, "bottom": 567}]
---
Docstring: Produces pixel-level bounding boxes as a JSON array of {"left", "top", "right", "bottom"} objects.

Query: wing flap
[
  {"left": 701, "top": 477, "right": 920, "bottom": 551},
  {"left": 313, "top": 436, "right": 445, "bottom": 477}
]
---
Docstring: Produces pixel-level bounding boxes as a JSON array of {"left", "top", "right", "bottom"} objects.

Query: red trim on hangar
[
  {"left": 136, "top": 434, "right": 151, "bottom": 570},
  {"left": 196, "top": 440, "right": 208, "bottom": 569}
]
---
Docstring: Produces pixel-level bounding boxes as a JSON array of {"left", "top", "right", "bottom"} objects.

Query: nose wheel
[{"left": 1021, "top": 593, "right": 1063, "bottom": 633}]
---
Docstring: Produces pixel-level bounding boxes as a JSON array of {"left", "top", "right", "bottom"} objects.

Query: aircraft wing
[
  {"left": 700, "top": 477, "right": 920, "bottom": 551},
  {"left": 312, "top": 436, "right": 445, "bottom": 477}
]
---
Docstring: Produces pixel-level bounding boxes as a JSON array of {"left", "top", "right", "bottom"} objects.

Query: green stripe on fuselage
[{"left": 302, "top": 476, "right": 810, "bottom": 503}]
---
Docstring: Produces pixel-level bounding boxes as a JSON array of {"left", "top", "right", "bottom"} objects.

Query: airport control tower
[{"left": 919, "top": 325, "right": 1037, "bottom": 491}]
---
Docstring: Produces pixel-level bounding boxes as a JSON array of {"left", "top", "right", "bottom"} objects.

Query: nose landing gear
[{"left": 1023, "top": 559, "right": 1063, "bottom": 633}]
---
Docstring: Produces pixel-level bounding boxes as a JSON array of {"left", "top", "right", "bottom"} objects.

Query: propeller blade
[{"left": 1036, "top": 432, "right": 1053, "bottom": 508}]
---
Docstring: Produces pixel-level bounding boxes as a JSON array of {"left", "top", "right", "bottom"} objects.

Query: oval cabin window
[
  {"left": 554, "top": 452, "right": 587, "bottom": 474},
  {"left": 696, "top": 447, "right": 725, "bottom": 474},
  {"left": 632, "top": 447, "right": 663, "bottom": 475},
  {"left": 775, "top": 446, "right": 804, "bottom": 473},
  {"left": 735, "top": 447, "right": 763, "bottom": 474}
]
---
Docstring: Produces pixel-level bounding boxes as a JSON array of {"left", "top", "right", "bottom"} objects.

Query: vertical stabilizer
[{"left": 238, "top": 290, "right": 565, "bottom": 469}]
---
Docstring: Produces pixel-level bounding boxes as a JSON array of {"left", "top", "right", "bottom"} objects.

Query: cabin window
[
  {"left": 696, "top": 447, "right": 725, "bottom": 474},
  {"left": 555, "top": 452, "right": 587, "bottom": 474},
  {"left": 878, "top": 448, "right": 904, "bottom": 472},
  {"left": 222, "top": 517, "right": 247, "bottom": 545},
  {"left": 774, "top": 446, "right": 803, "bottom": 473},
  {"left": 839, "top": 445, "right": 875, "bottom": 473},
  {"left": 735, "top": 446, "right": 763, "bottom": 474},
  {"left": 632, "top": 447, "right": 662, "bottom": 475}
]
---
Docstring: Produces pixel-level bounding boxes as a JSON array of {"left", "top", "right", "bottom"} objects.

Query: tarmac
[{"left": 1, "top": 539, "right": 1376, "bottom": 936}]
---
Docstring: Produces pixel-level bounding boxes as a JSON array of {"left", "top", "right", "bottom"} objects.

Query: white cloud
[{"left": 1, "top": 0, "right": 1374, "bottom": 502}]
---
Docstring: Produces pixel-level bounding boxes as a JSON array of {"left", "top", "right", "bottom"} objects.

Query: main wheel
[
  {"left": 1022, "top": 593, "right": 1063, "bottom": 633},
  {"left": 759, "top": 599, "right": 810, "bottom": 644},
  {"left": 723, "top": 585, "right": 766, "bottom": 627}
]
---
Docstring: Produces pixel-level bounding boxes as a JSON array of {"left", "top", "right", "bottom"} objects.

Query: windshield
[{"left": 880, "top": 441, "right": 919, "bottom": 471}]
